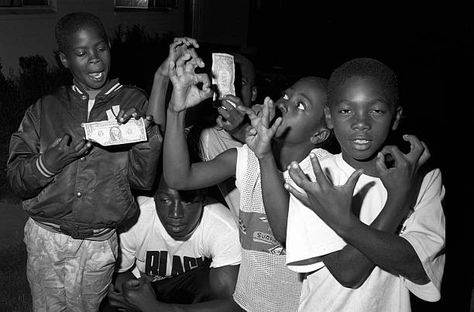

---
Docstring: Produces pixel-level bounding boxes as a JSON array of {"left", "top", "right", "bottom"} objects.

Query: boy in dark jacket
[{"left": 7, "top": 12, "right": 162, "bottom": 312}]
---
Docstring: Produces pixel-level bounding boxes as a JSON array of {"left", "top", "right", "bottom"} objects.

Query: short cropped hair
[
  {"left": 328, "top": 58, "right": 399, "bottom": 107},
  {"left": 55, "top": 12, "right": 108, "bottom": 53}
]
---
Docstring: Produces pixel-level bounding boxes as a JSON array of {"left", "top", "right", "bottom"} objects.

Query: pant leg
[
  {"left": 24, "top": 218, "right": 118, "bottom": 312},
  {"left": 24, "top": 218, "right": 67, "bottom": 312}
]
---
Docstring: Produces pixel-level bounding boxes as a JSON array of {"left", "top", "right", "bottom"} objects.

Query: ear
[
  {"left": 391, "top": 106, "right": 403, "bottom": 130},
  {"left": 310, "top": 127, "right": 331, "bottom": 145},
  {"left": 59, "top": 52, "right": 69, "bottom": 69},
  {"left": 324, "top": 106, "right": 334, "bottom": 129},
  {"left": 251, "top": 86, "right": 257, "bottom": 102}
]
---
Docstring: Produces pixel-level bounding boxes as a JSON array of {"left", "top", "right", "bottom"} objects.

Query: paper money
[
  {"left": 82, "top": 118, "right": 147, "bottom": 146},
  {"left": 212, "top": 53, "right": 236, "bottom": 102}
]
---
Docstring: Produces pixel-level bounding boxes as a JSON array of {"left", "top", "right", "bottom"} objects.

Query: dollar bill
[
  {"left": 82, "top": 118, "right": 147, "bottom": 146},
  {"left": 212, "top": 53, "right": 236, "bottom": 102}
]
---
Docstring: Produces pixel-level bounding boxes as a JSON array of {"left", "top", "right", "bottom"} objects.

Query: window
[
  {"left": 0, "top": 0, "right": 49, "bottom": 7},
  {"left": 114, "top": 0, "right": 178, "bottom": 11},
  {"left": 0, "top": 0, "right": 55, "bottom": 14}
]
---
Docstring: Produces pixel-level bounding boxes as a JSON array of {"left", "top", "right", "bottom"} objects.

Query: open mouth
[{"left": 88, "top": 71, "right": 105, "bottom": 82}]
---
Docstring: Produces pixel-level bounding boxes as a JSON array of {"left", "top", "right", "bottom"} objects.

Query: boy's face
[
  {"left": 59, "top": 27, "right": 111, "bottom": 91},
  {"left": 274, "top": 78, "right": 326, "bottom": 144},
  {"left": 154, "top": 179, "right": 203, "bottom": 241},
  {"left": 234, "top": 60, "right": 256, "bottom": 108},
  {"left": 326, "top": 76, "right": 402, "bottom": 168}
]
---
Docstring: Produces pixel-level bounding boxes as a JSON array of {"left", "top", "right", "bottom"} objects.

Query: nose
[
  {"left": 351, "top": 113, "right": 371, "bottom": 131},
  {"left": 169, "top": 200, "right": 184, "bottom": 219},
  {"left": 89, "top": 49, "right": 101, "bottom": 63}
]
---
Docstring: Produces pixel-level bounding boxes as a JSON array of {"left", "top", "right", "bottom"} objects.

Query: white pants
[{"left": 24, "top": 218, "right": 117, "bottom": 312}]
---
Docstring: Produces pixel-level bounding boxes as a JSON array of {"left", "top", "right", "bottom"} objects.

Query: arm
[
  {"left": 238, "top": 98, "right": 288, "bottom": 243},
  {"left": 163, "top": 52, "right": 236, "bottom": 190},
  {"left": 117, "top": 100, "right": 163, "bottom": 191},
  {"left": 8, "top": 103, "right": 92, "bottom": 199},
  {"left": 287, "top": 136, "right": 431, "bottom": 287},
  {"left": 117, "top": 265, "right": 241, "bottom": 312},
  {"left": 147, "top": 37, "right": 202, "bottom": 130}
]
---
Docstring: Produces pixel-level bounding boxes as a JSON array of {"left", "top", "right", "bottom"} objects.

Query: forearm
[
  {"left": 163, "top": 108, "right": 192, "bottom": 188},
  {"left": 128, "top": 124, "right": 163, "bottom": 190},
  {"left": 339, "top": 219, "right": 428, "bottom": 284},
  {"left": 147, "top": 73, "right": 169, "bottom": 129},
  {"left": 259, "top": 154, "right": 289, "bottom": 244},
  {"left": 324, "top": 198, "right": 425, "bottom": 287}
]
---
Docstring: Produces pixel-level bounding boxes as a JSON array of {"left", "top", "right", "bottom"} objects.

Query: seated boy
[{"left": 107, "top": 172, "right": 241, "bottom": 312}]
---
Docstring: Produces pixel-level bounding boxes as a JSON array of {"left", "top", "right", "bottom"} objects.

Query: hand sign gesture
[
  {"left": 376, "top": 134, "right": 430, "bottom": 212},
  {"left": 284, "top": 153, "right": 363, "bottom": 231},
  {"left": 169, "top": 53, "right": 213, "bottom": 112},
  {"left": 156, "top": 37, "right": 202, "bottom": 78},
  {"left": 42, "top": 134, "right": 92, "bottom": 174},
  {"left": 237, "top": 96, "right": 282, "bottom": 159}
]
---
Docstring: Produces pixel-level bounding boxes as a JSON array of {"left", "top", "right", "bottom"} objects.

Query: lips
[{"left": 88, "top": 71, "right": 104, "bottom": 81}]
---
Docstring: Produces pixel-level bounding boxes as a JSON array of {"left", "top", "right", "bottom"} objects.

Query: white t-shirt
[
  {"left": 119, "top": 196, "right": 241, "bottom": 282},
  {"left": 291, "top": 153, "right": 446, "bottom": 312},
  {"left": 199, "top": 126, "right": 243, "bottom": 219}
]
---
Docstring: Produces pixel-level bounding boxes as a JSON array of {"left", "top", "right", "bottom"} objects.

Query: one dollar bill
[
  {"left": 82, "top": 118, "right": 147, "bottom": 146},
  {"left": 212, "top": 53, "right": 236, "bottom": 102}
]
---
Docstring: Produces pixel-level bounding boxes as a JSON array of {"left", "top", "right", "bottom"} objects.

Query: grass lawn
[{"left": 0, "top": 241, "right": 32, "bottom": 311}]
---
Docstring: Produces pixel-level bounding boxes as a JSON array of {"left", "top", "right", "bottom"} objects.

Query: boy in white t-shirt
[
  {"left": 285, "top": 58, "right": 446, "bottom": 312},
  {"left": 107, "top": 174, "right": 241, "bottom": 311}
]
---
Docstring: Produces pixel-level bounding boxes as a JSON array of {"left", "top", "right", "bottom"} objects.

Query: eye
[
  {"left": 158, "top": 196, "right": 172, "bottom": 205},
  {"left": 282, "top": 93, "right": 289, "bottom": 100},
  {"left": 75, "top": 49, "right": 86, "bottom": 57},
  {"left": 297, "top": 102, "right": 306, "bottom": 111}
]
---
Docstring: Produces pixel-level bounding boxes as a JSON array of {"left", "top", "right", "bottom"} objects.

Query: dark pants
[
  {"left": 100, "top": 265, "right": 212, "bottom": 311},
  {"left": 152, "top": 264, "right": 212, "bottom": 304}
]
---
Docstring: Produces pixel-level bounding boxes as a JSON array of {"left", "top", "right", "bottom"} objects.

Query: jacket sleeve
[
  {"left": 126, "top": 94, "right": 163, "bottom": 190},
  {"left": 7, "top": 100, "right": 55, "bottom": 199}
]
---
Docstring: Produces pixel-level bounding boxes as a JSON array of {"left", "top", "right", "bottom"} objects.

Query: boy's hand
[
  {"left": 216, "top": 95, "right": 246, "bottom": 132},
  {"left": 156, "top": 37, "right": 202, "bottom": 78},
  {"left": 376, "top": 134, "right": 430, "bottom": 212},
  {"left": 107, "top": 284, "right": 138, "bottom": 311},
  {"left": 121, "top": 277, "right": 159, "bottom": 312},
  {"left": 284, "top": 153, "right": 363, "bottom": 231},
  {"left": 169, "top": 53, "right": 213, "bottom": 112},
  {"left": 238, "top": 97, "right": 282, "bottom": 159},
  {"left": 42, "top": 134, "right": 92, "bottom": 173}
]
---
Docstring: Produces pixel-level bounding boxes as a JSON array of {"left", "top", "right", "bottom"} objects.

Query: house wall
[{"left": 0, "top": 0, "right": 186, "bottom": 76}]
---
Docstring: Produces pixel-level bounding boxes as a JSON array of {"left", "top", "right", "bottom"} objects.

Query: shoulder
[{"left": 202, "top": 202, "right": 238, "bottom": 231}]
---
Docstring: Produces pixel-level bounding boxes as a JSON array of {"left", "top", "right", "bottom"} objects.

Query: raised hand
[
  {"left": 42, "top": 134, "right": 92, "bottom": 173},
  {"left": 284, "top": 153, "right": 363, "bottom": 231},
  {"left": 237, "top": 96, "right": 282, "bottom": 159},
  {"left": 169, "top": 53, "right": 213, "bottom": 112},
  {"left": 216, "top": 95, "right": 246, "bottom": 132},
  {"left": 375, "top": 134, "right": 430, "bottom": 211},
  {"left": 156, "top": 37, "right": 202, "bottom": 78}
]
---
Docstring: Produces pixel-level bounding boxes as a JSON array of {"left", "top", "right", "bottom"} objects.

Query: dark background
[{"left": 238, "top": 2, "right": 473, "bottom": 311}]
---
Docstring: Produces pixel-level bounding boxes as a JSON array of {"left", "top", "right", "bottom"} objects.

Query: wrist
[
  {"left": 257, "top": 151, "right": 275, "bottom": 161},
  {"left": 36, "top": 154, "right": 59, "bottom": 178}
]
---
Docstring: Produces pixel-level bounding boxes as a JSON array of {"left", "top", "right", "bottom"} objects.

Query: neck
[{"left": 272, "top": 140, "right": 315, "bottom": 170}]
